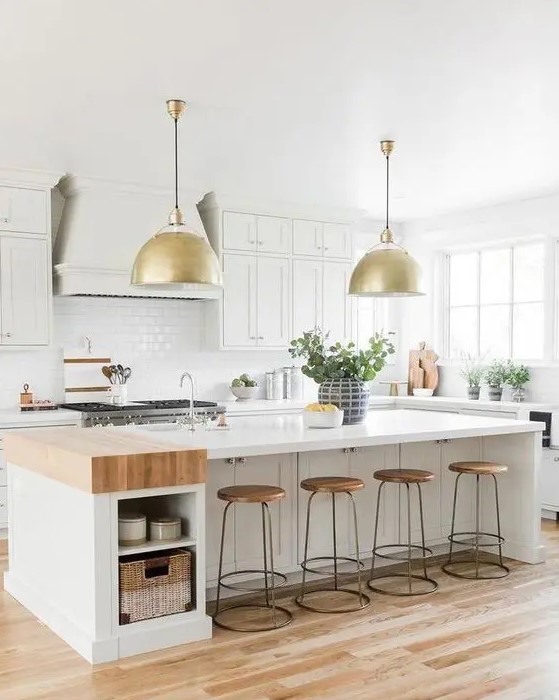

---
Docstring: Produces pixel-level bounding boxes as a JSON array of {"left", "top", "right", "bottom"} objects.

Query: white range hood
[{"left": 53, "top": 176, "right": 221, "bottom": 299}]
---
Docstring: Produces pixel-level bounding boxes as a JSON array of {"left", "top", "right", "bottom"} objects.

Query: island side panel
[
  {"left": 481, "top": 431, "right": 544, "bottom": 564},
  {"left": 5, "top": 464, "right": 115, "bottom": 663}
]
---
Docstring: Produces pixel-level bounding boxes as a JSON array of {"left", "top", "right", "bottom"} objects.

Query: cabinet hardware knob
[
  {"left": 554, "top": 457, "right": 559, "bottom": 462},
  {"left": 237, "top": 457, "right": 246, "bottom": 464},
  {"left": 351, "top": 447, "right": 358, "bottom": 453},
  {"left": 343, "top": 447, "right": 350, "bottom": 453},
  {"left": 258, "top": 240, "right": 263, "bottom": 245},
  {"left": 227, "top": 458, "right": 236, "bottom": 465},
  {"left": 0, "top": 217, "right": 8, "bottom": 224},
  {"left": 324, "top": 247, "right": 329, "bottom": 251},
  {"left": 249, "top": 336, "right": 256, "bottom": 340},
  {"left": 4, "top": 332, "right": 11, "bottom": 338},
  {"left": 258, "top": 336, "right": 264, "bottom": 340}
]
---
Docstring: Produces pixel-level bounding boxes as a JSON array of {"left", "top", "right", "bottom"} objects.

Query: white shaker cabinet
[
  {"left": 292, "top": 258, "right": 352, "bottom": 343},
  {"left": 0, "top": 236, "right": 49, "bottom": 345},
  {"left": 293, "top": 220, "right": 351, "bottom": 260},
  {"left": 222, "top": 253, "right": 290, "bottom": 348},
  {"left": 322, "top": 223, "right": 351, "bottom": 259},
  {"left": 0, "top": 186, "right": 47, "bottom": 235},
  {"left": 222, "top": 212, "right": 292, "bottom": 255},
  {"left": 292, "top": 258, "right": 322, "bottom": 336},
  {"left": 540, "top": 450, "right": 559, "bottom": 512},
  {"left": 222, "top": 253, "right": 258, "bottom": 347}
]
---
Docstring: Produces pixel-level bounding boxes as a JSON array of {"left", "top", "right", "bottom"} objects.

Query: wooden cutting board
[{"left": 408, "top": 342, "right": 439, "bottom": 394}]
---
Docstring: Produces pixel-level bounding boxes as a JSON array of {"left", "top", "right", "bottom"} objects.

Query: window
[{"left": 445, "top": 242, "right": 545, "bottom": 360}]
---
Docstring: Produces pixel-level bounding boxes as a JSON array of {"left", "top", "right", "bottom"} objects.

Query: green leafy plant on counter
[
  {"left": 288, "top": 328, "right": 396, "bottom": 383},
  {"left": 505, "top": 362, "right": 530, "bottom": 389},
  {"left": 483, "top": 359, "right": 509, "bottom": 389},
  {"left": 459, "top": 354, "right": 484, "bottom": 387},
  {"left": 231, "top": 373, "right": 257, "bottom": 387}
]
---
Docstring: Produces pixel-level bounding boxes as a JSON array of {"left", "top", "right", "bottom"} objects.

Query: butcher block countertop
[{"left": 3, "top": 427, "right": 206, "bottom": 494}]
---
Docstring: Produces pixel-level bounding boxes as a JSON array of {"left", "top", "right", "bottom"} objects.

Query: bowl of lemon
[{"left": 302, "top": 402, "right": 344, "bottom": 428}]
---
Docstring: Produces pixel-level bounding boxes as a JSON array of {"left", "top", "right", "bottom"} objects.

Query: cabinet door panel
[
  {"left": 292, "top": 258, "right": 322, "bottom": 337},
  {"left": 206, "top": 459, "right": 236, "bottom": 584},
  {"left": 440, "top": 438, "right": 480, "bottom": 536},
  {"left": 222, "top": 211, "right": 257, "bottom": 252},
  {"left": 0, "top": 236, "right": 49, "bottom": 345},
  {"left": 541, "top": 451, "right": 559, "bottom": 510},
  {"left": 257, "top": 256, "right": 290, "bottom": 347},
  {"left": 399, "top": 442, "right": 441, "bottom": 543},
  {"left": 322, "top": 261, "right": 352, "bottom": 344},
  {"left": 235, "top": 454, "right": 297, "bottom": 572},
  {"left": 323, "top": 223, "right": 351, "bottom": 260},
  {"left": 0, "top": 486, "right": 6, "bottom": 525},
  {"left": 222, "top": 254, "right": 257, "bottom": 347},
  {"left": 256, "top": 216, "right": 292, "bottom": 255},
  {"left": 297, "top": 450, "right": 351, "bottom": 562},
  {"left": 349, "top": 445, "right": 399, "bottom": 557},
  {"left": 293, "top": 220, "right": 323, "bottom": 257},
  {"left": 0, "top": 187, "right": 47, "bottom": 234}
]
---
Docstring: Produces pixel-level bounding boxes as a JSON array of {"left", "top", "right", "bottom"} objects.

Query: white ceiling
[{"left": 2, "top": 0, "right": 558, "bottom": 220}]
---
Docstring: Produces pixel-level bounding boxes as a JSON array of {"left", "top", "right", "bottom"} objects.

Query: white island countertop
[{"left": 131, "top": 409, "right": 544, "bottom": 460}]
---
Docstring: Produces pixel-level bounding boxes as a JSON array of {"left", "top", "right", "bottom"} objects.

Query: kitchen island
[{"left": 3, "top": 410, "right": 544, "bottom": 663}]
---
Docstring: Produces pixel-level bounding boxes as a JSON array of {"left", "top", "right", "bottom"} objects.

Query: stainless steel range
[{"left": 59, "top": 400, "right": 225, "bottom": 427}]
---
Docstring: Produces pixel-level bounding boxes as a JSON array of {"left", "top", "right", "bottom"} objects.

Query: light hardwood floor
[{"left": 1, "top": 522, "right": 559, "bottom": 700}]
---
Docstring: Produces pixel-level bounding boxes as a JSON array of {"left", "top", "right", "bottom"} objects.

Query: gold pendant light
[
  {"left": 131, "top": 99, "right": 222, "bottom": 288},
  {"left": 348, "top": 140, "right": 423, "bottom": 297}
]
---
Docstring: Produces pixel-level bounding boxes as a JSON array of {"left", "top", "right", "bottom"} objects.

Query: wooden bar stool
[
  {"left": 296, "top": 476, "right": 370, "bottom": 613},
  {"left": 369, "top": 469, "right": 438, "bottom": 596},
  {"left": 442, "top": 461, "right": 509, "bottom": 580},
  {"left": 213, "top": 484, "right": 292, "bottom": 632}
]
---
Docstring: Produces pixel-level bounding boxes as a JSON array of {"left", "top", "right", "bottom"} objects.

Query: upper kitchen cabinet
[
  {"left": 0, "top": 236, "right": 49, "bottom": 345},
  {"left": 222, "top": 253, "right": 290, "bottom": 348},
  {"left": 0, "top": 186, "right": 47, "bottom": 235},
  {"left": 222, "top": 211, "right": 292, "bottom": 255},
  {"left": 293, "top": 219, "right": 351, "bottom": 260},
  {"left": 0, "top": 171, "right": 61, "bottom": 347}
]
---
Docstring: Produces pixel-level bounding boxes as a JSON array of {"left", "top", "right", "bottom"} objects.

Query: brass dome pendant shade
[
  {"left": 348, "top": 140, "right": 423, "bottom": 297},
  {"left": 131, "top": 99, "right": 222, "bottom": 288}
]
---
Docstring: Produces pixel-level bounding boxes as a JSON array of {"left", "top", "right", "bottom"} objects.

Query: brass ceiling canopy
[
  {"left": 131, "top": 99, "right": 222, "bottom": 288},
  {"left": 348, "top": 140, "right": 423, "bottom": 297}
]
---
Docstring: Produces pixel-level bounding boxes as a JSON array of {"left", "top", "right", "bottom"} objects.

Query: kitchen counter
[
  {"left": 2, "top": 409, "right": 544, "bottom": 665},
  {"left": 131, "top": 409, "right": 543, "bottom": 459}
]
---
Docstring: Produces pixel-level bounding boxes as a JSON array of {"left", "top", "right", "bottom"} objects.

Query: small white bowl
[
  {"left": 413, "top": 388, "right": 434, "bottom": 397},
  {"left": 303, "top": 409, "right": 344, "bottom": 429},
  {"left": 230, "top": 385, "right": 258, "bottom": 401}
]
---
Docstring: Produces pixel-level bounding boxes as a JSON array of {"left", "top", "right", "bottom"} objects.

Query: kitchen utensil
[
  {"left": 149, "top": 517, "right": 182, "bottom": 542},
  {"left": 116, "top": 364, "right": 125, "bottom": 384},
  {"left": 20, "top": 383, "right": 33, "bottom": 405},
  {"left": 122, "top": 367, "right": 132, "bottom": 383},
  {"left": 118, "top": 513, "right": 147, "bottom": 546},
  {"left": 102, "top": 366, "right": 114, "bottom": 384}
]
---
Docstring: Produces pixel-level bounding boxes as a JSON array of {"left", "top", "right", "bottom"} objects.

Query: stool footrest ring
[
  {"left": 442, "top": 560, "right": 510, "bottom": 580},
  {"left": 218, "top": 569, "right": 287, "bottom": 593},
  {"left": 447, "top": 531, "right": 505, "bottom": 548},
  {"left": 213, "top": 603, "right": 292, "bottom": 632},
  {"left": 295, "top": 587, "right": 370, "bottom": 613},
  {"left": 367, "top": 573, "right": 438, "bottom": 597},
  {"left": 373, "top": 543, "right": 434, "bottom": 562},
  {"left": 300, "top": 555, "right": 366, "bottom": 578}
]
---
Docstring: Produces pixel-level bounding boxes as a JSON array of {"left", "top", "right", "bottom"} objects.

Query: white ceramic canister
[
  {"left": 118, "top": 513, "right": 147, "bottom": 546},
  {"left": 149, "top": 516, "right": 182, "bottom": 542}
]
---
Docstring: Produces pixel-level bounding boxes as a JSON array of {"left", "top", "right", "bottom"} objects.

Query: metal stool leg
[
  {"left": 442, "top": 472, "right": 509, "bottom": 580},
  {"left": 296, "top": 489, "right": 370, "bottom": 613},
  {"left": 213, "top": 499, "right": 292, "bottom": 632},
  {"left": 368, "top": 479, "right": 437, "bottom": 597},
  {"left": 347, "top": 490, "right": 365, "bottom": 608},
  {"left": 214, "top": 501, "right": 233, "bottom": 617}
]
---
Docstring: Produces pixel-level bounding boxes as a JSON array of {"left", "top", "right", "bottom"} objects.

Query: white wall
[{"left": 400, "top": 191, "right": 559, "bottom": 400}]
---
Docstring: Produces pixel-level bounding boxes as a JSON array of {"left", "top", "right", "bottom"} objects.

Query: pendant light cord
[
  {"left": 385, "top": 153, "right": 390, "bottom": 230},
  {"left": 174, "top": 117, "right": 179, "bottom": 210}
]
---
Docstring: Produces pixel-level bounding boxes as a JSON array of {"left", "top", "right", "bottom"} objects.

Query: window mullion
[
  {"left": 476, "top": 251, "right": 481, "bottom": 358},
  {"left": 509, "top": 247, "right": 514, "bottom": 357}
]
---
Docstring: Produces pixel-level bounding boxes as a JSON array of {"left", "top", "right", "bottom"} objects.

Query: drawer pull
[{"left": 554, "top": 457, "right": 559, "bottom": 462}]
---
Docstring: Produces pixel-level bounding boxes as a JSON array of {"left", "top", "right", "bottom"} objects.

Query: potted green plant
[
  {"left": 288, "top": 329, "right": 395, "bottom": 424},
  {"left": 483, "top": 360, "right": 508, "bottom": 401},
  {"left": 506, "top": 362, "right": 530, "bottom": 403},
  {"left": 459, "top": 355, "right": 484, "bottom": 400}
]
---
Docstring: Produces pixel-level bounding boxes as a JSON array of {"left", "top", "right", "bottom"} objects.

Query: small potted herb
[
  {"left": 506, "top": 362, "right": 530, "bottom": 403},
  {"left": 483, "top": 360, "right": 508, "bottom": 401},
  {"left": 460, "top": 355, "right": 484, "bottom": 400}
]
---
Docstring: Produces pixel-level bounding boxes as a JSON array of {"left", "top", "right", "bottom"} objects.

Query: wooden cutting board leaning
[{"left": 408, "top": 341, "right": 439, "bottom": 395}]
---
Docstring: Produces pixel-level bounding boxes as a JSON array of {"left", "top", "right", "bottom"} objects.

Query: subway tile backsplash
[{"left": 0, "top": 296, "right": 295, "bottom": 409}]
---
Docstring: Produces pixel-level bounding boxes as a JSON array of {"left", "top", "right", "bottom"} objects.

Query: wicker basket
[{"left": 119, "top": 548, "right": 192, "bottom": 625}]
